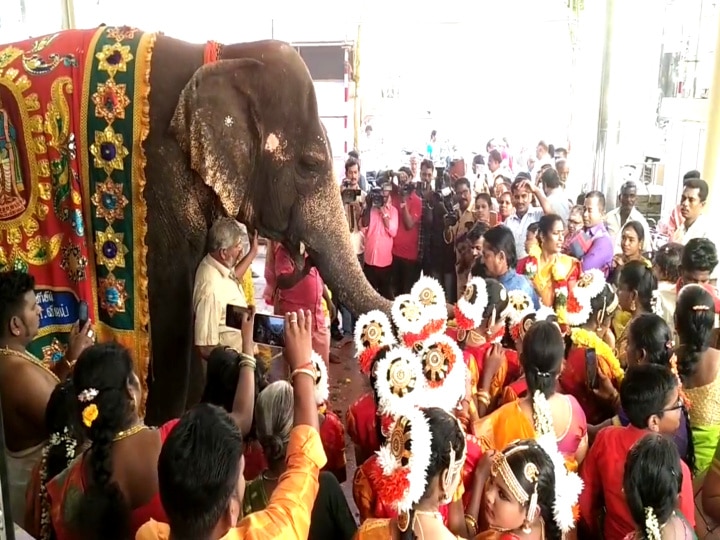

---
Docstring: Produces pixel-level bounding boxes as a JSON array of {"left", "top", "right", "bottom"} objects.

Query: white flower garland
[
  {"left": 506, "top": 290, "right": 535, "bottom": 327},
  {"left": 377, "top": 407, "right": 434, "bottom": 512},
  {"left": 571, "top": 269, "right": 606, "bottom": 305},
  {"left": 531, "top": 391, "right": 583, "bottom": 533},
  {"left": 373, "top": 347, "right": 425, "bottom": 417},
  {"left": 391, "top": 294, "right": 431, "bottom": 336},
  {"left": 354, "top": 310, "right": 396, "bottom": 353},
  {"left": 410, "top": 274, "right": 448, "bottom": 322},
  {"left": 456, "top": 276, "right": 489, "bottom": 329},
  {"left": 311, "top": 352, "right": 329, "bottom": 405},
  {"left": 39, "top": 428, "right": 77, "bottom": 539}
]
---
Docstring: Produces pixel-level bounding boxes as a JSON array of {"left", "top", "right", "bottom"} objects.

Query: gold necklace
[
  {"left": 113, "top": 424, "right": 148, "bottom": 442},
  {"left": 0, "top": 346, "right": 60, "bottom": 383}
]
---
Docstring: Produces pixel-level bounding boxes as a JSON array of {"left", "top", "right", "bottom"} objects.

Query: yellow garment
[
  {"left": 242, "top": 269, "right": 255, "bottom": 306},
  {"left": 686, "top": 376, "right": 720, "bottom": 473},
  {"left": 135, "top": 425, "right": 326, "bottom": 540}
]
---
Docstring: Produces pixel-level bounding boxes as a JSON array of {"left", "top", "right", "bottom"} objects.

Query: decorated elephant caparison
[{"left": 0, "top": 27, "right": 390, "bottom": 423}]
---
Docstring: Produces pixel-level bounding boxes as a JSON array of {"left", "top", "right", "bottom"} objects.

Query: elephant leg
[{"left": 144, "top": 263, "right": 195, "bottom": 424}]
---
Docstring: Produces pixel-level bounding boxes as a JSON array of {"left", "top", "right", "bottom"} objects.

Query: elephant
[{"left": 0, "top": 28, "right": 392, "bottom": 424}]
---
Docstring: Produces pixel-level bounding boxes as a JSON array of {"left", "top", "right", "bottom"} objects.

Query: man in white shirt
[
  {"left": 193, "top": 218, "right": 258, "bottom": 359},
  {"left": 504, "top": 174, "right": 545, "bottom": 258},
  {"left": 672, "top": 179, "right": 719, "bottom": 280},
  {"left": 605, "top": 182, "right": 652, "bottom": 254},
  {"left": 540, "top": 168, "right": 570, "bottom": 222}
]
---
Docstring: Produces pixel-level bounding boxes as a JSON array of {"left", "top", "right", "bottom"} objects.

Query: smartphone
[
  {"left": 253, "top": 313, "right": 286, "bottom": 348},
  {"left": 489, "top": 211, "right": 498, "bottom": 226},
  {"left": 78, "top": 300, "right": 89, "bottom": 328},
  {"left": 585, "top": 348, "right": 598, "bottom": 390},
  {"left": 225, "top": 304, "right": 250, "bottom": 330}
]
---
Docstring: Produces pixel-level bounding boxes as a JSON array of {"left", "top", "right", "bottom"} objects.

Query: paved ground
[{"left": 250, "top": 246, "right": 364, "bottom": 517}]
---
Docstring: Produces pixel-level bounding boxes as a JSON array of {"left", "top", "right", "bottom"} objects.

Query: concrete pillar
[
  {"left": 703, "top": 7, "right": 720, "bottom": 213},
  {"left": 60, "top": 0, "right": 75, "bottom": 29}
]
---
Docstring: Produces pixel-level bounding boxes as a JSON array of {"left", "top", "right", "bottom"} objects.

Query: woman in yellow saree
[
  {"left": 475, "top": 321, "right": 588, "bottom": 473},
  {"left": 612, "top": 260, "right": 657, "bottom": 366},
  {"left": 517, "top": 215, "right": 581, "bottom": 323}
]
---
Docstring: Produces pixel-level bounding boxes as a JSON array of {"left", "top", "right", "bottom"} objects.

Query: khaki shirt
[{"left": 192, "top": 254, "right": 247, "bottom": 350}]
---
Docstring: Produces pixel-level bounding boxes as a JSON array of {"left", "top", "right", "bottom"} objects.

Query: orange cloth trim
[
  {"left": 130, "top": 31, "right": 157, "bottom": 415},
  {"left": 204, "top": 40, "right": 221, "bottom": 64}
]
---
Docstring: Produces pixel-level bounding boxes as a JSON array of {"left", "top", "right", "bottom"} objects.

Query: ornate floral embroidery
[
  {"left": 91, "top": 177, "right": 128, "bottom": 223},
  {"left": 60, "top": 243, "right": 88, "bottom": 282},
  {"left": 98, "top": 273, "right": 128, "bottom": 316},
  {"left": 94, "top": 225, "right": 128, "bottom": 271},
  {"left": 95, "top": 42, "right": 134, "bottom": 77},
  {"left": 41, "top": 337, "right": 67, "bottom": 365},
  {"left": 106, "top": 26, "right": 139, "bottom": 42},
  {"left": 89, "top": 126, "right": 129, "bottom": 174},
  {"left": 91, "top": 79, "right": 130, "bottom": 124}
]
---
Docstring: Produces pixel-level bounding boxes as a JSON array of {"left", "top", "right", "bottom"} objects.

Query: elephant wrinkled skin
[{"left": 143, "top": 37, "right": 390, "bottom": 422}]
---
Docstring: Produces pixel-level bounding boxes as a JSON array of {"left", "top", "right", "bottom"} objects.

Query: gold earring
[{"left": 630, "top": 300, "right": 637, "bottom": 312}]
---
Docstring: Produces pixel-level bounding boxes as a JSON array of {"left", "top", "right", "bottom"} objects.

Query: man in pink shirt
[
  {"left": 391, "top": 168, "right": 423, "bottom": 295},
  {"left": 274, "top": 244, "right": 330, "bottom": 366},
  {"left": 361, "top": 182, "right": 398, "bottom": 299}
]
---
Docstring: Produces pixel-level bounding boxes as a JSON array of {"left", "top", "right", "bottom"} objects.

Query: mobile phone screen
[
  {"left": 78, "top": 301, "right": 89, "bottom": 328},
  {"left": 585, "top": 348, "right": 598, "bottom": 389},
  {"left": 225, "top": 304, "right": 250, "bottom": 330},
  {"left": 253, "top": 313, "right": 286, "bottom": 348}
]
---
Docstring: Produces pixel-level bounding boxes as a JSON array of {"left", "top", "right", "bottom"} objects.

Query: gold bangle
[
  {"left": 291, "top": 368, "right": 316, "bottom": 380},
  {"left": 239, "top": 359, "right": 256, "bottom": 370},
  {"left": 465, "top": 514, "right": 478, "bottom": 536},
  {"left": 239, "top": 352, "right": 255, "bottom": 364}
]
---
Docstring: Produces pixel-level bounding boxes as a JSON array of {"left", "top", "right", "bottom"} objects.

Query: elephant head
[{"left": 170, "top": 40, "right": 391, "bottom": 316}]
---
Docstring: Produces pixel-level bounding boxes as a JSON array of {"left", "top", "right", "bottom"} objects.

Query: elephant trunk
[{"left": 298, "top": 184, "right": 392, "bottom": 317}]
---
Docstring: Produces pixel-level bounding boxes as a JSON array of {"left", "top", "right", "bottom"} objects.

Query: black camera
[
  {"left": 341, "top": 185, "right": 362, "bottom": 205},
  {"left": 368, "top": 187, "right": 385, "bottom": 208},
  {"left": 433, "top": 185, "right": 459, "bottom": 226},
  {"left": 401, "top": 182, "right": 415, "bottom": 196}
]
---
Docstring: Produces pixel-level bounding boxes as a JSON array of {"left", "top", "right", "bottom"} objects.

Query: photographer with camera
[
  {"left": 390, "top": 167, "right": 423, "bottom": 295},
  {"left": 442, "top": 177, "right": 478, "bottom": 299},
  {"left": 360, "top": 178, "right": 397, "bottom": 299},
  {"left": 333, "top": 157, "right": 367, "bottom": 340}
]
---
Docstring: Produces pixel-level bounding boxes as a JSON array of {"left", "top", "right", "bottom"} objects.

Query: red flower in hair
[
  {"left": 367, "top": 456, "right": 410, "bottom": 506},
  {"left": 359, "top": 347, "right": 380, "bottom": 375},
  {"left": 401, "top": 319, "right": 446, "bottom": 348},
  {"left": 455, "top": 309, "right": 476, "bottom": 332}
]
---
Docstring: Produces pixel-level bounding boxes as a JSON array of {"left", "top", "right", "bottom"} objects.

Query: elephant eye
[{"left": 299, "top": 152, "right": 325, "bottom": 173}]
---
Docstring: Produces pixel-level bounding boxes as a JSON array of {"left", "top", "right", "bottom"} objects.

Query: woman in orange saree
[
  {"left": 517, "top": 214, "right": 581, "bottom": 324},
  {"left": 559, "top": 270, "right": 625, "bottom": 426},
  {"left": 475, "top": 321, "right": 588, "bottom": 472}
]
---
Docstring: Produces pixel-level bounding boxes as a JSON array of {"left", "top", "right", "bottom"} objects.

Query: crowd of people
[{"left": 2, "top": 137, "right": 720, "bottom": 540}]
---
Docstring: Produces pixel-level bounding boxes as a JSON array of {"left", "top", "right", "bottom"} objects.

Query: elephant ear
[{"left": 171, "top": 58, "right": 263, "bottom": 221}]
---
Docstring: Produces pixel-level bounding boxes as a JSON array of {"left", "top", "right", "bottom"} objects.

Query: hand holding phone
[
  {"left": 585, "top": 348, "right": 599, "bottom": 390},
  {"left": 253, "top": 313, "right": 286, "bottom": 348},
  {"left": 78, "top": 300, "right": 89, "bottom": 329}
]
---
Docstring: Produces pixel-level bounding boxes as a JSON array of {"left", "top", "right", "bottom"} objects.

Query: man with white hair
[{"left": 193, "top": 217, "right": 258, "bottom": 360}]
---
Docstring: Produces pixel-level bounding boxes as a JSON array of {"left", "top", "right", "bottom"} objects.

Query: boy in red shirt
[{"left": 579, "top": 364, "right": 695, "bottom": 539}]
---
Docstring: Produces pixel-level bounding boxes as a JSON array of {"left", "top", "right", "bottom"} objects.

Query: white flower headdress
[
  {"left": 311, "top": 352, "right": 329, "bottom": 405},
  {"left": 354, "top": 310, "right": 397, "bottom": 375},
  {"left": 535, "top": 431, "right": 584, "bottom": 533},
  {"left": 373, "top": 347, "right": 425, "bottom": 417},
  {"left": 410, "top": 274, "right": 448, "bottom": 322},
  {"left": 456, "top": 276, "right": 489, "bottom": 330},
  {"left": 375, "top": 407, "right": 433, "bottom": 513},
  {"left": 416, "top": 334, "right": 467, "bottom": 411}
]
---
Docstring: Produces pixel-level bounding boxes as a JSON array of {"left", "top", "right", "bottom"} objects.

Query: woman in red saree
[
  {"left": 47, "top": 344, "right": 179, "bottom": 540},
  {"left": 559, "top": 270, "right": 625, "bottom": 425},
  {"left": 476, "top": 321, "right": 588, "bottom": 472}
]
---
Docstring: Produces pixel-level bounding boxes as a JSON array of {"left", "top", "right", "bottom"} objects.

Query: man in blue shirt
[{"left": 481, "top": 225, "right": 540, "bottom": 309}]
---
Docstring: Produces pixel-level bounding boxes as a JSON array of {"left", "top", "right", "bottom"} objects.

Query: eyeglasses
[{"left": 662, "top": 396, "right": 684, "bottom": 412}]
